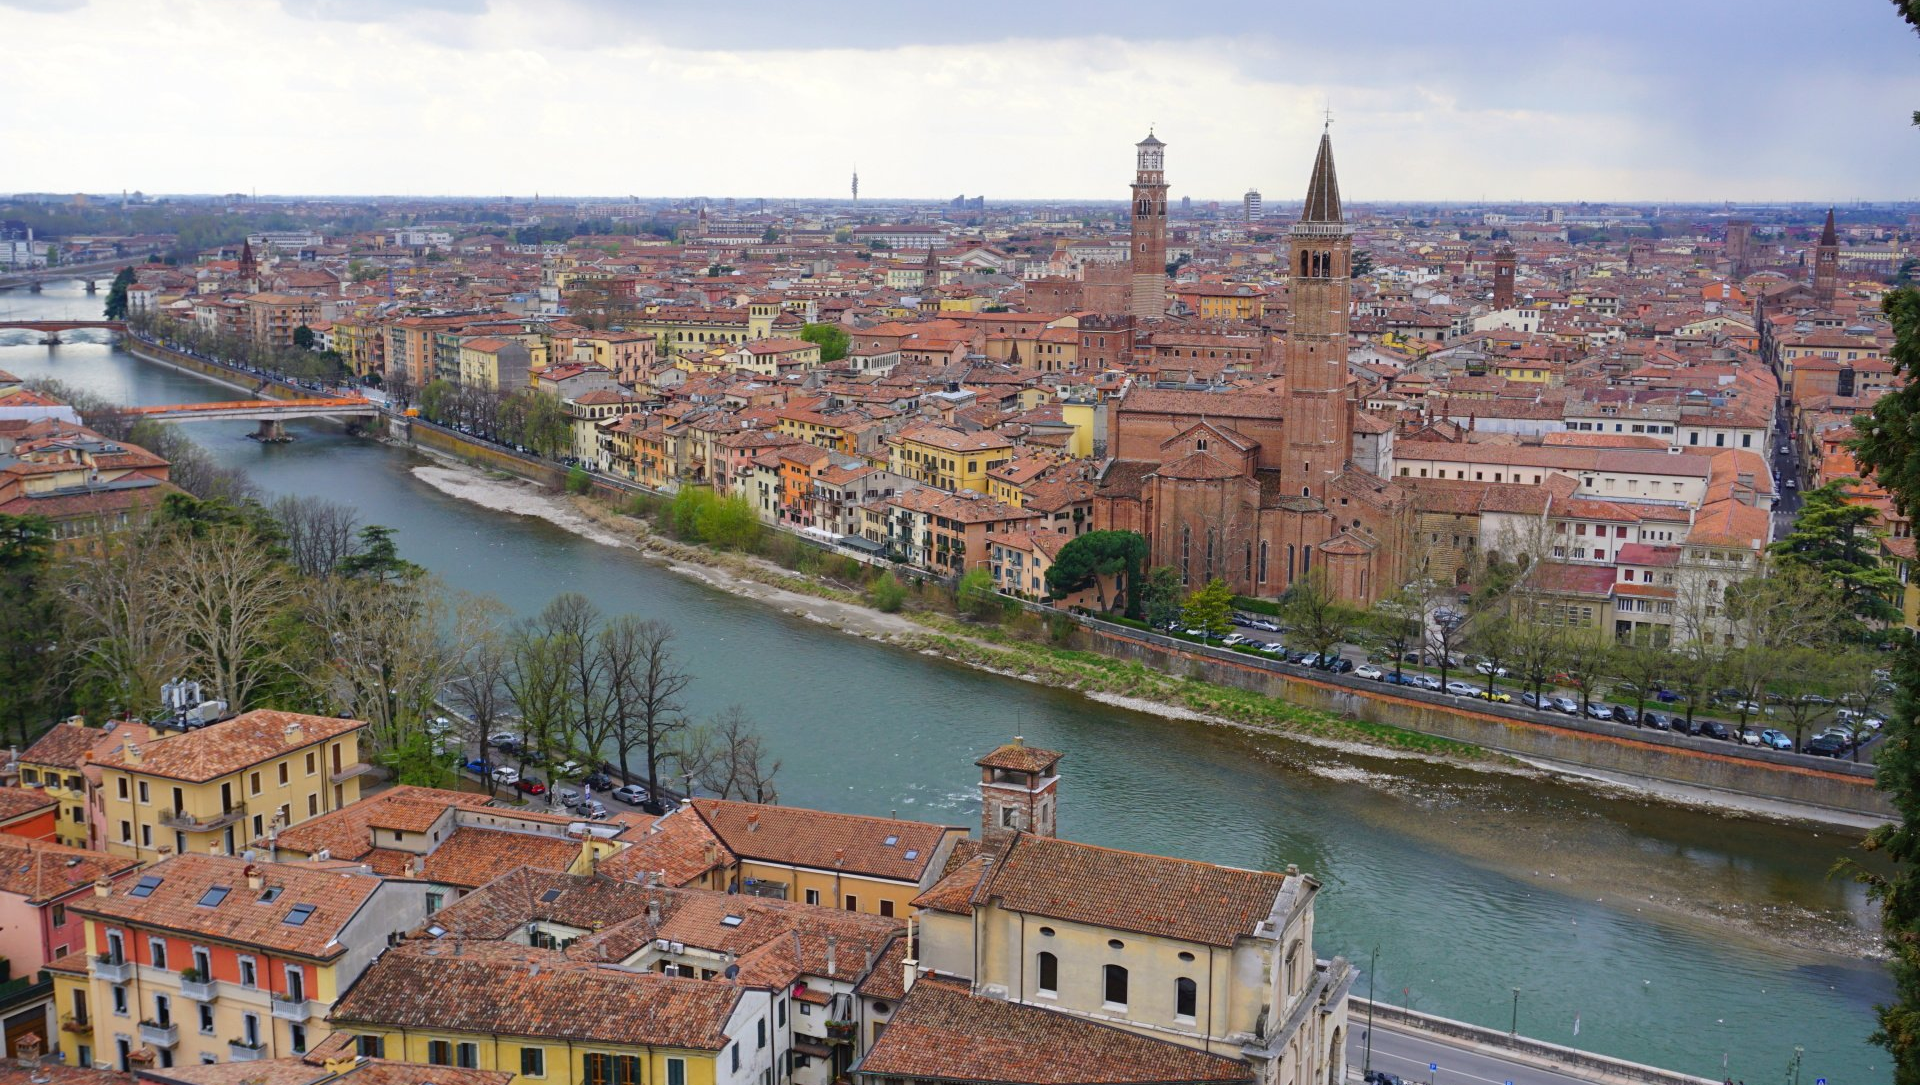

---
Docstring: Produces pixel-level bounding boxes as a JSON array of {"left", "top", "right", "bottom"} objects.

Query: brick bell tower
[
  {"left": 1129, "top": 131, "right": 1169, "bottom": 322},
  {"left": 1492, "top": 244, "right": 1516, "bottom": 310},
  {"left": 1813, "top": 207, "right": 1838, "bottom": 306},
  {"left": 1280, "top": 126, "right": 1354, "bottom": 504},
  {"left": 976, "top": 737, "right": 1062, "bottom": 843}
]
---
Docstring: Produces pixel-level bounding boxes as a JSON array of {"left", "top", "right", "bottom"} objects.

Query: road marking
[{"left": 1370, "top": 1047, "right": 1565, "bottom": 1085}]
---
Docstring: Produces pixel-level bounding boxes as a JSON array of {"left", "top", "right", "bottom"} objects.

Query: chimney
[
  {"left": 902, "top": 915, "right": 919, "bottom": 994},
  {"left": 92, "top": 878, "right": 113, "bottom": 898},
  {"left": 284, "top": 721, "right": 302, "bottom": 741},
  {"left": 646, "top": 898, "right": 662, "bottom": 924},
  {"left": 746, "top": 812, "right": 759, "bottom": 833},
  {"left": 124, "top": 743, "right": 142, "bottom": 764},
  {"left": 245, "top": 864, "right": 262, "bottom": 891},
  {"left": 825, "top": 934, "right": 837, "bottom": 977},
  {"left": 157, "top": 845, "right": 174, "bottom": 858}
]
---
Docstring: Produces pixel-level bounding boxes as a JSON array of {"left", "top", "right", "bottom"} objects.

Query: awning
[{"left": 791, "top": 1040, "right": 833, "bottom": 1059}]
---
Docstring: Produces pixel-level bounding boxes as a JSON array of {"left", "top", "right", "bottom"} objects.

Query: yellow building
[
  {"left": 93, "top": 710, "right": 370, "bottom": 863},
  {"left": 886, "top": 422, "right": 1014, "bottom": 495},
  {"left": 56, "top": 854, "right": 438, "bottom": 1072},
  {"left": 17, "top": 718, "right": 113, "bottom": 849},
  {"left": 1492, "top": 360, "right": 1556, "bottom": 384},
  {"left": 1058, "top": 400, "right": 1097, "bottom": 459},
  {"left": 457, "top": 337, "right": 534, "bottom": 392},
  {"left": 686, "top": 798, "right": 965, "bottom": 919}
]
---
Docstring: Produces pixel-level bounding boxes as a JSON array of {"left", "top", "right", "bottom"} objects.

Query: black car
[
  {"left": 1671, "top": 717, "right": 1699, "bottom": 736},
  {"left": 1319, "top": 657, "right": 1354, "bottom": 674},
  {"left": 1805, "top": 734, "right": 1848, "bottom": 758},
  {"left": 1698, "top": 721, "right": 1732, "bottom": 740},
  {"left": 1287, "top": 650, "right": 1317, "bottom": 665},
  {"left": 1613, "top": 704, "right": 1640, "bottom": 725},
  {"left": 582, "top": 772, "right": 614, "bottom": 791},
  {"left": 1642, "top": 712, "right": 1672, "bottom": 731},
  {"left": 1364, "top": 1074, "right": 1404, "bottom": 1085}
]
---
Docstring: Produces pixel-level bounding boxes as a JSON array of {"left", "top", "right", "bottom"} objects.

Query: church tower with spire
[
  {"left": 1279, "top": 127, "right": 1354, "bottom": 503},
  {"left": 1813, "top": 207, "right": 1838, "bottom": 306},
  {"left": 1129, "top": 131, "right": 1169, "bottom": 322},
  {"left": 236, "top": 239, "right": 259, "bottom": 293}
]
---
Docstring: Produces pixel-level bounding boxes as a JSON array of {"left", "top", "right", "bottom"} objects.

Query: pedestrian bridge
[{"left": 0, "top": 320, "right": 127, "bottom": 343}]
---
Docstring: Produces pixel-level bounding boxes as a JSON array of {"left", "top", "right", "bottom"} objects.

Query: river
[{"left": 0, "top": 280, "right": 1894, "bottom": 1083}]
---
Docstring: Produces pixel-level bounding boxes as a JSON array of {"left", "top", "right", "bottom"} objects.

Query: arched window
[
  {"left": 1181, "top": 526, "right": 1191, "bottom": 585},
  {"left": 1175, "top": 977, "right": 1198, "bottom": 1019},
  {"left": 1103, "top": 964, "right": 1129, "bottom": 1008},
  {"left": 1037, "top": 952, "right": 1058, "bottom": 995},
  {"left": 1259, "top": 541, "right": 1269, "bottom": 583}
]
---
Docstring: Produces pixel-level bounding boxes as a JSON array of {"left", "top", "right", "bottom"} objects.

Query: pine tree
[{"left": 1768, "top": 478, "right": 1902, "bottom": 636}]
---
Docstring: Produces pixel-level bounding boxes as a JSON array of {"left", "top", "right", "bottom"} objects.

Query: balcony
[
  {"left": 228, "top": 1041, "right": 265, "bottom": 1062},
  {"left": 270, "top": 995, "right": 312, "bottom": 1021},
  {"left": 60, "top": 1015, "right": 89, "bottom": 1035},
  {"left": 329, "top": 762, "right": 375, "bottom": 785},
  {"left": 92, "top": 956, "right": 132, "bottom": 983},
  {"left": 178, "top": 974, "right": 215, "bottom": 1001},
  {"left": 138, "top": 1021, "right": 178, "bottom": 1047},
  {"left": 158, "top": 806, "right": 246, "bottom": 832}
]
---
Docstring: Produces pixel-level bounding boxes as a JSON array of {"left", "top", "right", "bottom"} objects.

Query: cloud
[
  {"left": 0, "top": 0, "right": 87, "bottom": 11},
  {"left": 1, "top": 0, "right": 1916, "bottom": 200}
]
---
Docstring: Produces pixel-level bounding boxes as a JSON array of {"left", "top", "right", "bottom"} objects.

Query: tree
[
  {"left": 336, "top": 525, "right": 420, "bottom": 583},
  {"left": 102, "top": 266, "right": 134, "bottom": 320},
  {"left": 614, "top": 618, "right": 691, "bottom": 800},
  {"left": 57, "top": 525, "right": 192, "bottom": 716},
  {"left": 1282, "top": 569, "right": 1351, "bottom": 661},
  {"left": 530, "top": 593, "right": 610, "bottom": 772},
  {"left": 760, "top": 226, "right": 780, "bottom": 244},
  {"left": 305, "top": 575, "right": 467, "bottom": 760},
  {"left": 675, "top": 705, "right": 781, "bottom": 803},
  {"left": 957, "top": 567, "right": 1007, "bottom": 623},
  {"left": 291, "top": 324, "right": 316, "bottom": 351},
  {"left": 1769, "top": 479, "right": 1901, "bottom": 636},
  {"left": 163, "top": 524, "right": 298, "bottom": 710},
  {"left": 867, "top": 571, "right": 907, "bottom": 613},
  {"left": 669, "top": 488, "right": 716, "bottom": 540},
  {"left": 1555, "top": 628, "right": 1613, "bottom": 715},
  {"left": 1424, "top": 611, "right": 1470, "bottom": 692},
  {"left": 1180, "top": 578, "right": 1234, "bottom": 641},
  {"left": 800, "top": 322, "right": 850, "bottom": 363},
  {"left": 1767, "top": 647, "right": 1841, "bottom": 750},
  {"left": 504, "top": 631, "right": 572, "bottom": 783},
  {"left": 1369, "top": 588, "right": 1424, "bottom": 680},
  {"left": 1610, "top": 640, "right": 1672, "bottom": 719},
  {"left": 0, "top": 515, "right": 58, "bottom": 744},
  {"left": 1466, "top": 607, "right": 1516, "bottom": 697},
  {"left": 271, "top": 495, "right": 359, "bottom": 579},
  {"left": 565, "top": 466, "right": 592, "bottom": 495},
  {"left": 695, "top": 493, "right": 762, "bottom": 551},
  {"left": 1045, "top": 530, "right": 1147, "bottom": 613},
  {"left": 1140, "top": 566, "right": 1183, "bottom": 630},
  {"left": 418, "top": 379, "right": 455, "bottom": 424},
  {"left": 444, "top": 600, "right": 513, "bottom": 793}
]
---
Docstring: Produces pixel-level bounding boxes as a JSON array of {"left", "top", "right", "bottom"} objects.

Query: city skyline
[{"left": 4, "top": 0, "right": 1918, "bottom": 201}]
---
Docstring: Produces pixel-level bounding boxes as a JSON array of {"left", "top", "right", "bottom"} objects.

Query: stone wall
[
  {"left": 1351, "top": 999, "right": 1719, "bottom": 1085},
  {"left": 1078, "top": 618, "right": 1890, "bottom": 822}
]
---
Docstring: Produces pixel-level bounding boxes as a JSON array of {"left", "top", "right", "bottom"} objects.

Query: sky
[{"left": 4, "top": 0, "right": 1920, "bottom": 203}]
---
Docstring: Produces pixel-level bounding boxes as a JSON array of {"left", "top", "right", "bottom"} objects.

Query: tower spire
[
  {"left": 1820, "top": 206, "right": 1837, "bottom": 247},
  {"left": 1302, "top": 130, "right": 1343, "bottom": 225}
]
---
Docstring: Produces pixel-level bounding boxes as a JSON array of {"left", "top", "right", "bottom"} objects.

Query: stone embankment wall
[
  {"left": 1352, "top": 999, "right": 1719, "bottom": 1085},
  {"left": 1080, "top": 618, "right": 1889, "bottom": 821}
]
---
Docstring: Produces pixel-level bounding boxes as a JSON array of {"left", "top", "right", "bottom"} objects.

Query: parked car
[
  {"left": 555, "top": 760, "right": 586, "bottom": 778},
  {"left": 1760, "top": 729, "right": 1794, "bottom": 751},
  {"left": 1319, "top": 657, "right": 1355, "bottom": 674},
  {"left": 1474, "top": 661, "right": 1510, "bottom": 678},
  {"left": 463, "top": 758, "right": 489, "bottom": 776},
  {"left": 1221, "top": 633, "right": 1248, "bottom": 647},
  {"left": 1257, "top": 641, "right": 1287, "bottom": 654},
  {"left": 1612, "top": 704, "right": 1639, "bottom": 725},
  {"left": 491, "top": 766, "right": 520, "bottom": 785},
  {"left": 1356, "top": 664, "right": 1385, "bottom": 680},
  {"left": 583, "top": 772, "right": 614, "bottom": 791},
  {"left": 1411, "top": 675, "right": 1443, "bottom": 691},
  {"left": 1444, "top": 680, "right": 1479, "bottom": 697},
  {"left": 579, "top": 801, "right": 610, "bottom": 821},
  {"left": 1698, "top": 721, "right": 1732, "bottom": 740},
  {"left": 516, "top": 778, "right": 548, "bottom": 796},
  {"left": 1671, "top": 717, "right": 1699, "bottom": 736},
  {"left": 553, "top": 786, "right": 582, "bottom": 807},
  {"left": 1249, "top": 619, "right": 1281, "bottom": 632},
  {"left": 1518, "top": 691, "right": 1542, "bottom": 708},
  {"left": 425, "top": 716, "right": 454, "bottom": 736},
  {"left": 1379, "top": 672, "right": 1414, "bottom": 686},
  {"left": 488, "top": 731, "right": 520, "bottom": 750},
  {"left": 611, "top": 784, "right": 650, "bottom": 805},
  {"left": 1655, "top": 688, "right": 1682, "bottom": 704},
  {"left": 1478, "top": 689, "right": 1512, "bottom": 704},
  {"left": 1584, "top": 702, "right": 1614, "bottom": 721},
  {"left": 1805, "top": 734, "right": 1847, "bottom": 757},
  {"left": 1737, "top": 727, "right": 1764, "bottom": 747},
  {"left": 1642, "top": 712, "right": 1673, "bottom": 731},
  {"left": 1549, "top": 696, "right": 1580, "bottom": 714}
]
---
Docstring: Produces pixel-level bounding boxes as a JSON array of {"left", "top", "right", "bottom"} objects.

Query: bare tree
[
  {"left": 619, "top": 619, "right": 692, "bottom": 799},
  {"left": 272, "top": 495, "right": 361, "bottom": 579},
  {"left": 160, "top": 526, "right": 297, "bottom": 710},
  {"left": 305, "top": 576, "right": 472, "bottom": 757},
  {"left": 529, "top": 593, "right": 609, "bottom": 771},
  {"left": 1281, "top": 569, "right": 1352, "bottom": 661},
  {"left": 445, "top": 597, "right": 513, "bottom": 793},
  {"left": 506, "top": 632, "right": 572, "bottom": 783},
  {"left": 1556, "top": 627, "right": 1614, "bottom": 715},
  {"left": 57, "top": 526, "right": 191, "bottom": 715},
  {"left": 676, "top": 704, "right": 780, "bottom": 803}
]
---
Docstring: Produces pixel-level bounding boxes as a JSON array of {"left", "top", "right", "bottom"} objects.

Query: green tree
[
  {"left": 1140, "top": 566, "right": 1183, "bottom": 630},
  {"left": 0, "top": 515, "right": 57, "bottom": 744},
  {"left": 1368, "top": 587, "right": 1424, "bottom": 680},
  {"left": 1555, "top": 628, "right": 1613, "bottom": 715},
  {"left": 668, "top": 487, "right": 717, "bottom": 540},
  {"left": 1281, "top": 569, "right": 1352, "bottom": 661},
  {"left": 956, "top": 567, "right": 1006, "bottom": 623},
  {"left": 291, "top": 324, "right": 316, "bottom": 351},
  {"left": 418, "top": 379, "right": 455, "bottom": 424},
  {"left": 1180, "top": 578, "right": 1234, "bottom": 641},
  {"left": 102, "top": 266, "right": 135, "bottom": 320},
  {"left": 867, "top": 571, "right": 907, "bottom": 613},
  {"left": 760, "top": 226, "right": 780, "bottom": 243},
  {"left": 336, "top": 525, "right": 421, "bottom": 583},
  {"left": 1044, "top": 530, "right": 1147, "bottom": 613},
  {"left": 1610, "top": 640, "right": 1672, "bottom": 719},
  {"left": 800, "top": 322, "right": 850, "bottom": 363},
  {"left": 1770, "top": 479, "right": 1902, "bottom": 635},
  {"left": 565, "top": 466, "right": 592, "bottom": 495},
  {"left": 695, "top": 493, "right": 762, "bottom": 551}
]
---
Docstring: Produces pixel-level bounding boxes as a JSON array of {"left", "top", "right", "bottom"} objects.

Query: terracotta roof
[
  {"left": 73, "top": 854, "right": 388, "bottom": 960},
  {"left": 692, "top": 799, "right": 959, "bottom": 884},
  {"left": 94, "top": 710, "right": 365, "bottom": 783},
  {"left": 855, "top": 977, "right": 1253, "bottom": 1084},
  {"left": 331, "top": 940, "right": 739, "bottom": 1051},
  {"left": 975, "top": 740, "right": 1062, "bottom": 775},
  {"left": 271, "top": 786, "right": 497, "bottom": 860},
  {"left": 135, "top": 1056, "right": 513, "bottom": 1085},
  {"left": 597, "top": 808, "right": 732, "bottom": 886},
  {"left": 0, "top": 832, "right": 139, "bottom": 903},
  {"left": 0, "top": 786, "right": 55, "bottom": 825},
  {"left": 417, "top": 828, "right": 584, "bottom": 890}
]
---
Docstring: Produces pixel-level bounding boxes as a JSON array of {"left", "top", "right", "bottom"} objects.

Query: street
[{"left": 1350, "top": 1022, "right": 1682, "bottom": 1085}]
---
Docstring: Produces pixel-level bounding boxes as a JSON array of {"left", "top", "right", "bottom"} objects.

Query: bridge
[
  {"left": 0, "top": 320, "right": 126, "bottom": 344},
  {"left": 114, "top": 397, "right": 380, "bottom": 441},
  {"left": 0, "top": 255, "right": 156, "bottom": 292}
]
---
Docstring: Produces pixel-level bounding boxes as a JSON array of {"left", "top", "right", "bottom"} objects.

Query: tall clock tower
[
  {"left": 1129, "top": 132, "right": 1169, "bottom": 322},
  {"left": 1281, "top": 127, "right": 1354, "bottom": 503}
]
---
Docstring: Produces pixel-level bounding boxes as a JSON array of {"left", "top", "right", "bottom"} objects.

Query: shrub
[
  {"left": 957, "top": 568, "right": 1007, "bottom": 624},
  {"left": 565, "top": 466, "right": 592, "bottom": 495},
  {"left": 869, "top": 572, "right": 907, "bottom": 613},
  {"left": 695, "top": 493, "right": 761, "bottom": 551}
]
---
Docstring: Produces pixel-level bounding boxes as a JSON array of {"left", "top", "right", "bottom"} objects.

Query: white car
[
  {"left": 425, "top": 716, "right": 453, "bottom": 736},
  {"left": 1221, "top": 634, "right": 1247, "bottom": 646},
  {"left": 1474, "top": 662, "right": 1509, "bottom": 678},
  {"left": 611, "top": 784, "right": 650, "bottom": 805},
  {"left": 1355, "top": 664, "right": 1385, "bottom": 680},
  {"left": 1444, "top": 680, "right": 1479, "bottom": 697},
  {"left": 490, "top": 766, "right": 520, "bottom": 785},
  {"left": 555, "top": 760, "right": 585, "bottom": 778},
  {"left": 1738, "top": 728, "right": 1764, "bottom": 746}
]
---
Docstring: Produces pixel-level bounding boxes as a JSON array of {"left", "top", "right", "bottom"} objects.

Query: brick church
[{"left": 1095, "top": 128, "right": 1409, "bottom": 606}]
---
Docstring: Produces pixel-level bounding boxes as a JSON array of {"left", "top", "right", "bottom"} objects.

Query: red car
[{"left": 515, "top": 778, "right": 547, "bottom": 796}]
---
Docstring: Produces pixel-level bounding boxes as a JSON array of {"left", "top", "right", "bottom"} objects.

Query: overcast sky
[{"left": 5, "top": 0, "right": 1918, "bottom": 203}]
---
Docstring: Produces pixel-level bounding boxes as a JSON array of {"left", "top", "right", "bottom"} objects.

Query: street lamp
[
  {"left": 1364, "top": 946, "right": 1378, "bottom": 1076},
  {"left": 1510, "top": 988, "right": 1520, "bottom": 1037}
]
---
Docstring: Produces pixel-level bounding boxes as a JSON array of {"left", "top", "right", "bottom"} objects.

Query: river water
[{"left": 0, "top": 281, "right": 1894, "bottom": 1082}]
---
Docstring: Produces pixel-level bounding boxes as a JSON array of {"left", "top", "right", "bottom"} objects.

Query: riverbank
[{"left": 407, "top": 458, "right": 1872, "bottom": 826}]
